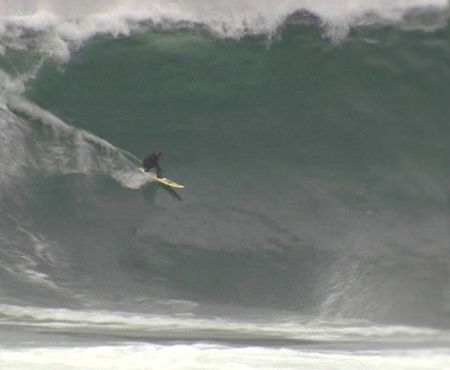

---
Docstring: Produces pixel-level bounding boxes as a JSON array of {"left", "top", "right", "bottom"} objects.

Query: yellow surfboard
[{"left": 139, "top": 168, "right": 185, "bottom": 189}]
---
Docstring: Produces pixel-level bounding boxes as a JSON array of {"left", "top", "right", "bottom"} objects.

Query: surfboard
[{"left": 139, "top": 168, "right": 185, "bottom": 189}]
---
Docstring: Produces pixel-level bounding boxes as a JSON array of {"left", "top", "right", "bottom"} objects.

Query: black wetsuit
[{"left": 143, "top": 153, "right": 163, "bottom": 178}]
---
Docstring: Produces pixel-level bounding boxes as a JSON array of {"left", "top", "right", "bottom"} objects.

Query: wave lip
[{"left": 0, "top": 0, "right": 448, "bottom": 45}]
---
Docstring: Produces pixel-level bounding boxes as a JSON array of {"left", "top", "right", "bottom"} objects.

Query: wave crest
[{"left": 1, "top": 0, "right": 448, "bottom": 49}]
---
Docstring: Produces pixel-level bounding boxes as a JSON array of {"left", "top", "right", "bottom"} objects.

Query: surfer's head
[{"left": 158, "top": 152, "right": 163, "bottom": 158}]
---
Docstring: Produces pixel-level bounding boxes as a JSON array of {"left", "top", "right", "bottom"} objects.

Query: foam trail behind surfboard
[{"left": 5, "top": 95, "right": 147, "bottom": 189}]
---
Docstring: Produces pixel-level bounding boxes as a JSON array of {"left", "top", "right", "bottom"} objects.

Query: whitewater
[{"left": 0, "top": 0, "right": 449, "bottom": 369}]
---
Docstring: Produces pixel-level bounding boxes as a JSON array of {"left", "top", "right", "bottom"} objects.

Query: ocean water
[{"left": 0, "top": 1, "right": 450, "bottom": 369}]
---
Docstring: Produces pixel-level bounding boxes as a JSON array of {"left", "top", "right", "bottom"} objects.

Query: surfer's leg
[{"left": 155, "top": 165, "right": 162, "bottom": 178}]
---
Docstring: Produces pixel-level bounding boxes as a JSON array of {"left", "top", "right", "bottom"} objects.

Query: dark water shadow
[
  {"left": 160, "top": 184, "right": 183, "bottom": 201},
  {"left": 141, "top": 183, "right": 182, "bottom": 202}
]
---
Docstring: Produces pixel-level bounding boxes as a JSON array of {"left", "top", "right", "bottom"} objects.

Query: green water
[{"left": 1, "top": 21, "right": 449, "bottom": 327}]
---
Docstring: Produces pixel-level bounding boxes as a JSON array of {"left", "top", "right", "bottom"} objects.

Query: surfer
[{"left": 143, "top": 152, "right": 163, "bottom": 178}]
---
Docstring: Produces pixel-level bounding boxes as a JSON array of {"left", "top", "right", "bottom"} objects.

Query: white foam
[
  {"left": 0, "top": 104, "right": 28, "bottom": 187},
  {"left": 0, "top": 68, "right": 149, "bottom": 190},
  {"left": 0, "top": 0, "right": 448, "bottom": 50},
  {"left": 0, "top": 339, "right": 449, "bottom": 370},
  {"left": 0, "top": 304, "right": 449, "bottom": 369},
  {"left": 0, "top": 226, "right": 76, "bottom": 296},
  {"left": 0, "top": 303, "right": 447, "bottom": 344},
  {"left": 5, "top": 95, "right": 148, "bottom": 189}
]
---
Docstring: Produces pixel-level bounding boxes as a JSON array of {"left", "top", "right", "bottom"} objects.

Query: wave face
[{"left": 0, "top": 1, "right": 449, "bottom": 368}]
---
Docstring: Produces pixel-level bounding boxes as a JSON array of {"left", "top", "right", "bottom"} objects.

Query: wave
[
  {"left": 1, "top": 303, "right": 449, "bottom": 370},
  {"left": 0, "top": 96, "right": 151, "bottom": 305},
  {"left": 1, "top": 95, "right": 148, "bottom": 189},
  {"left": 0, "top": 303, "right": 445, "bottom": 342},
  {"left": 0, "top": 0, "right": 449, "bottom": 329},
  {"left": 0, "top": 0, "right": 448, "bottom": 58}
]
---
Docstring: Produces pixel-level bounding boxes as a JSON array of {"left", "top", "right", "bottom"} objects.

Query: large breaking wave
[{"left": 0, "top": 0, "right": 449, "bottom": 332}]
